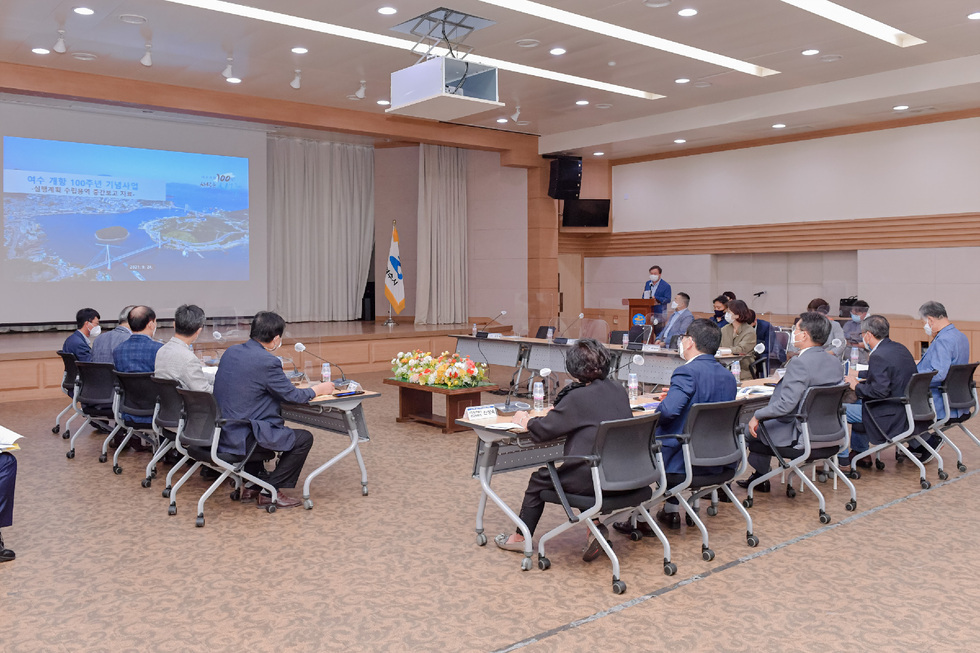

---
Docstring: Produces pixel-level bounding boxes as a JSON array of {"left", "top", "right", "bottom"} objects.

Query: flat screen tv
[{"left": 561, "top": 199, "right": 610, "bottom": 228}]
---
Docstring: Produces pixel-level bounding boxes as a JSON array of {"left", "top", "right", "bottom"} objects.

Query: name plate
[
  {"left": 642, "top": 344, "right": 660, "bottom": 353},
  {"left": 464, "top": 405, "right": 499, "bottom": 421},
  {"left": 487, "top": 332, "right": 503, "bottom": 339}
]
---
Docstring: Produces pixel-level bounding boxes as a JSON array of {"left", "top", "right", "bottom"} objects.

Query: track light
[
  {"left": 53, "top": 29, "right": 67, "bottom": 54},
  {"left": 290, "top": 70, "right": 301, "bottom": 89},
  {"left": 511, "top": 106, "right": 521, "bottom": 122},
  {"left": 347, "top": 80, "right": 367, "bottom": 100},
  {"left": 140, "top": 43, "right": 152, "bottom": 67},
  {"left": 222, "top": 57, "right": 234, "bottom": 78}
]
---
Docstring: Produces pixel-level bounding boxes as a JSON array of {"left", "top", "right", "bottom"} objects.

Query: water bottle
[
  {"left": 472, "top": 323, "right": 477, "bottom": 337},
  {"left": 533, "top": 382, "right": 545, "bottom": 412},
  {"left": 622, "top": 333, "right": 629, "bottom": 348},
  {"left": 731, "top": 360, "right": 741, "bottom": 380},
  {"left": 850, "top": 346, "right": 859, "bottom": 367},
  {"left": 628, "top": 373, "right": 639, "bottom": 402},
  {"left": 546, "top": 327, "right": 554, "bottom": 342},
  {"left": 321, "top": 362, "right": 331, "bottom": 383}
]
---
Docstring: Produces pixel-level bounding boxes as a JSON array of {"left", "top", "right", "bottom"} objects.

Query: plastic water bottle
[
  {"left": 321, "top": 362, "right": 331, "bottom": 383},
  {"left": 546, "top": 327, "right": 554, "bottom": 342},
  {"left": 628, "top": 373, "right": 639, "bottom": 401},
  {"left": 731, "top": 360, "right": 741, "bottom": 380},
  {"left": 472, "top": 323, "right": 477, "bottom": 337},
  {"left": 533, "top": 382, "right": 545, "bottom": 412},
  {"left": 850, "top": 346, "right": 859, "bottom": 367},
  {"left": 622, "top": 333, "right": 629, "bottom": 348}
]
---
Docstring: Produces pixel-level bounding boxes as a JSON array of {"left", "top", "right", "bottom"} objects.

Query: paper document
[{"left": 0, "top": 424, "right": 24, "bottom": 452}]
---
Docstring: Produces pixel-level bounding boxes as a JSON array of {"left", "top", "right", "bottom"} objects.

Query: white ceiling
[{"left": 1, "top": 0, "right": 979, "bottom": 160}]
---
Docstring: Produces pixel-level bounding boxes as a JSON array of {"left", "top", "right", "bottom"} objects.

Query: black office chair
[
  {"left": 661, "top": 400, "right": 758, "bottom": 561},
  {"left": 745, "top": 385, "right": 856, "bottom": 523},
  {"left": 167, "top": 389, "right": 277, "bottom": 527},
  {"left": 107, "top": 371, "right": 160, "bottom": 475},
  {"left": 609, "top": 330, "right": 628, "bottom": 345},
  {"left": 936, "top": 363, "right": 979, "bottom": 471},
  {"left": 536, "top": 413, "right": 671, "bottom": 594},
  {"left": 142, "top": 377, "right": 183, "bottom": 489},
  {"left": 53, "top": 351, "right": 79, "bottom": 439},
  {"left": 534, "top": 326, "right": 551, "bottom": 339},
  {"left": 67, "top": 362, "right": 120, "bottom": 460}
]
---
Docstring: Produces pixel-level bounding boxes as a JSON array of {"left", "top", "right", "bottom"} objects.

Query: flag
[{"left": 384, "top": 223, "right": 405, "bottom": 314}]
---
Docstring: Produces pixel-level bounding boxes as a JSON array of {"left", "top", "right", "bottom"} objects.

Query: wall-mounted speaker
[{"left": 548, "top": 157, "right": 582, "bottom": 200}]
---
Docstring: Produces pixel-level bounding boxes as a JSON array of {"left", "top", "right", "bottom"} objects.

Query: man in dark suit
[
  {"left": 615, "top": 318, "right": 737, "bottom": 531},
  {"left": 113, "top": 306, "right": 165, "bottom": 432},
  {"left": 840, "top": 314, "right": 917, "bottom": 468},
  {"left": 213, "top": 312, "right": 334, "bottom": 509},
  {"left": 642, "top": 264, "right": 672, "bottom": 321},
  {"left": 742, "top": 312, "right": 845, "bottom": 487},
  {"left": 62, "top": 307, "right": 100, "bottom": 362}
]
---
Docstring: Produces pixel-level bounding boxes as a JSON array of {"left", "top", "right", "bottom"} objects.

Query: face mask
[
  {"left": 271, "top": 337, "right": 282, "bottom": 352},
  {"left": 923, "top": 322, "right": 933, "bottom": 337},
  {"left": 89, "top": 324, "right": 101, "bottom": 338},
  {"left": 851, "top": 313, "right": 862, "bottom": 323},
  {"left": 863, "top": 335, "right": 872, "bottom": 352},
  {"left": 791, "top": 330, "right": 802, "bottom": 345},
  {"left": 714, "top": 309, "right": 725, "bottom": 318},
  {"left": 649, "top": 274, "right": 659, "bottom": 282},
  {"left": 670, "top": 301, "right": 678, "bottom": 310},
  {"left": 725, "top": 311, "right": 735, "bottom": 324},
  {"left": 677, "top": 337, "right": 688, "bottom": 360}
]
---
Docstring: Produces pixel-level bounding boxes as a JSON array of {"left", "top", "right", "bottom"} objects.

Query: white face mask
[
  {"left": 670, "top": 301, "right": 678, "bottom": 310},
  {"left": 725, "top": 311, "right": 735, "bottom": 324},
  {"left": 677, "top": 337, "right": 686, "bottom": 360},
  {"left": 863, "top": 335, "right": 872, "bottom": 352},
  {"left": 791, "top": 329, "right": 801, "bottom": 345},
  {"left": 923, "top": 321, "right": 933, "bottom": 337},
  {"left": 649, "top": 274, "right": 659, "bottom": 282},
  {"left": 89, "top": 324, "right": 101, "bottom": 338}
]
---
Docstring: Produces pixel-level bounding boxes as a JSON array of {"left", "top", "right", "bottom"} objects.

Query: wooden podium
[{"left": 623, "top": 298, "right": 659, "bottom": 325}]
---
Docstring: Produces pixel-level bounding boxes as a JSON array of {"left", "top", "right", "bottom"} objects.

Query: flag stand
[{"left": 383, "top": 304, "right": 396, "bottom": 327}]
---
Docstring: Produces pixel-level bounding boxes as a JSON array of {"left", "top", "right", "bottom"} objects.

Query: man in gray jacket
[{"left": 155, "top": 304, "right": 213, "bottom": 393}]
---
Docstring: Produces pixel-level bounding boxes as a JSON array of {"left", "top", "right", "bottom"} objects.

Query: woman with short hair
[{"left": 720, "top": 299, "right": 757, "bottom": 380}]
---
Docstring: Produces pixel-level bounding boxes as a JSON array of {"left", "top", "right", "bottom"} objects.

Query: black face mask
[{"left": 714, "top": 309, "right": 726, "bottom": 318}]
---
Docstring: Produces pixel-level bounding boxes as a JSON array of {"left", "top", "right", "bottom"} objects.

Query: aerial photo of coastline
[{"left": 2, "top": 136, "right": 249, "bottom": 282}]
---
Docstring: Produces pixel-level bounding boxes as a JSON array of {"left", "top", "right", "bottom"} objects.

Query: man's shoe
[
  {"left": 0, "top": 532, "right": 14, "bottom": 563},
  {"left": 656, "top": 508, "right": 681, "bottom": 530},
  {"left": 736, "top": 475, "right": 771, "bottom": 492},
  {"left": 257, "top": 490, "right": 302, "bottom": 509},
  {"left": 717, "top": 484, "right": 734, "bottom": 502},
  {"left": 583, "top": 523, "right": 611, "bottom": 562},
  {"left": 856, "top": 457, "right": 873, "bottom": 469},
  {"left": 238, "top": 487, "right": 260, "bottom": 503},
  {"left": 612, "top": 518, "right": 656, "bottom": 537}
]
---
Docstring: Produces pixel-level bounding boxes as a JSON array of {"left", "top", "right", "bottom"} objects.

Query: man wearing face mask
[
  {"left": 63, "top": 307, "right": 101, "bottom": 362},
  {"left": 655, "top": 292, "right": 693, "bottom": 347},
  {"left": 641, "top": 265, "right": 672, "bottom": 322},
  {"left": 839, "top": 314, "right": 917, "bottom": 470},
  {"left": 213, "top": 311, "right": 334, "bottom": 508},
  {"left": 842, "top": 300, "right": 870, "bottom": 364},
  {"left": 112, "top": 305, "right": 166, "bottom": 436}
]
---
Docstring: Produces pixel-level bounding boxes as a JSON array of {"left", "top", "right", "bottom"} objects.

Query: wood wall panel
[{"left": 559, "top": 213, "right": 980, "bottom": 256}]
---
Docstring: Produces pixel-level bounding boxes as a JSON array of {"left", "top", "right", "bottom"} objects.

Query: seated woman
[
  {"left": 496, "top": 338, "right": 633, "bottom": 561},
  {"left": 720, "top": 299, "right": 757, "bottom": 380},
  {"left": 710, "top": 295, "right": 729, "bottom": 328}
]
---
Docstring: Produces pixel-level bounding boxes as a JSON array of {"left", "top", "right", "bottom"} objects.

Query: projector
[{"left": 387, "top": 57, "right": 503, "bottom": 121}]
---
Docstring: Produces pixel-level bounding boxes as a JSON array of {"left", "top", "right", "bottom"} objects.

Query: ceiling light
[
  {"left": 595, "top": 103, "right": 612, "bottom": 109},
  {"left": 163, "top": 0, "right": 665, "bottom": 100},
  {"left": 893, "top": 104, "right": 910, "bottom": 111},
  {"left": 674, "top": 138, "right": 686, "bottom": 144},
  {"left": 226, "top": 76, "right": 242, "bottom": 84},
  {"left": 348, "top": 80, "right": 367, "bottom": 100},
  {"left": 496, "top": 117, "right": 508, "bottom": 123},
  {"left": 53, "top": 30, "right": 67, "bottom": 54},
  {"left": 643, "top": 0, "right": 672, "bottom": 7},
  {"left": 968, "top": 12, "right": 980, "bottom": 20},
  {"left": 73, "top": 7, "right": 95, "bottom": 16},
  {"left": 516, "top": 120, "right": 531, "bottom": 126},
  {"left": 32, "top": 47, "right": 50, "bottom": 55},
  {"left": 593, "top": 152, "right": 604, "bottom": 156},
  {"left": 549, "top": 47, "right": 566, "bottom": 55},
  {"left": 72, "top": 52, "right": 97, "bottom": 61},
  {"left": 772, "top": 123, "right": 786, "bottom": 129},
  {"left": 675, "top": 77, "right": 690, "bottom": 84},
  {"left": 140, "top": 44, "right": 153, "bottom": 67},
  {"left": 119, "top": 14, "right": 148, "bottom": 24},
  {"left": 515, "top": 38, "right": 540, "bottom": 47},
  {"left": 819, "top": 53, "right": 842, "bottom": 62},
  {"left": 378, "top": 6, "right": 398, "bottom": 15},
  {"left": 677, "top": 8, "right": 698, "bottom": 17},
  {"left": 222, "top": 57, "right": 234, "bottom": 78},
  {"left": 575, "top": 99, "right": 589, "bottom": 106},
  {"left": 693, "top": 80, "right": 711, "bottom": 87},
  {"left": 474, "top": 0, "right": 778, "bottom": 77},
  {"left": 778, "top": 0, "right": 925, "bottom": 47},
  {"left": 801, "top": 48, "right": 820, "bottom": 56},
  {"left": 291, "top": 46, "right": 308, "bottom": 54},
  {"left": 377, "top": 99, "right": 390, "bottom": 106},
  {"left": 290, "top": 70, "right": 302, "bottom": 89}
]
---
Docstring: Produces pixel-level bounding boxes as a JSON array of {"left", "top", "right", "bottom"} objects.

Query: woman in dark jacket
[{"left": 495, "top": 338, "right": 633, "bottom": 560}]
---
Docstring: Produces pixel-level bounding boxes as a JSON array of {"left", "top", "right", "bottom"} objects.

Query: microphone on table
[
  {"left": 294, "top": 342, "right": 347, "bottom": 382},
  {"left": 477, "top": 310, "right": 507, "bottom": 338},
  {"left": 495, "top": 365, "right": 544, "bottom": 416},
  {"left": 213, "top": 330, "right": 223, "bottom": 340},
  {"left": 615, "top": 353, "right": 646, "bottom": 373},
  {"left": 555, "top": 313, "right": 584, "bottom": 344}
]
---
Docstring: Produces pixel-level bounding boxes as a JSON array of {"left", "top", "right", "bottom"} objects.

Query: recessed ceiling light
[
  {"left": 801, "top": 49, "right": 820, "bottom": 56},
  {"left": 693, "top": 80, "right": 712, "bottom": 87},
  {"left": 593, "top": 152, "right": 605, "bottom": 156},
  {"left": 677, "top": 8, "right": 698, "bottom": 17},
  {"left": 73, "top": 7, "right": 95, "bottom": 16},
  {"left": 515, "top": 38, "right": 540, "bottom": 48},
  {"left": 772, "top": 123, "right": 787, "bottom": 129},
  {"left": 674, "top": 77, "right": 690, "bottom": 84},
  {"left": 32, "top": 47, "right": 50, "bottom": 55},
  {"left": 643, "top": 0, "right": 673, "bottom": 7},
  {"left": 378, "top": 7, "right": 397, "bottom": 15},
  {"left": 595, "top": 103, "right": 613, "bottom": 109},
  {"left": 575, "top": 100, "right": 589, "bottom": 106},
  {"left": 549, "top": 47, "right": 566, "bottom": 55},
  {"left": 893, "top": 104, "right": 910, "bottom": 111},
  {"left": 969, "top": 11, "right": 980, "bottom": 20},
  {"left": 71, "top": 52, "right": 98, "bottom": 61},
  {"left": 819, "top": 54, "right": 843, "bottom": 63},
  {"left": 777, "top": 0, "right": 925, "bottom": 47},
  {"left": 291, "top": 46, "right": 308, "bottom": 54},
  {"left": 226, "top": 77, "right": 242, "bottom": 84},
  {"left": 496, "top": 117, "right": 509, "bottom": 123},
  {"left": 377, "top": 99, "right": 390, "bottom": 106},
  {"left": 516, "top": 120, "right": 531, "bottom": 126},
  {"left": 119, "top": 14, "right": 148, "bottom": 24},
  {"left": 674, "top": 138, "right": 687, "bottom": 144}
]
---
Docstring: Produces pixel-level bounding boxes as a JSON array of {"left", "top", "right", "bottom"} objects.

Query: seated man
[
  {"left": 655, "top": 292, "right": 694, "bottom": 347},
  {"left": 63, "top": 308, "right": 100, "bottom": 363},
  {"left": 742, "top": 312, "right": 844, "bottom": 487},
  {"left": 615, "top": 319, "right": 737, "bottom": 531},
  {"left": 0, "top": 451, "right": 15, "bottom": 563},
  {"left": 213, "top": 311, "right": 334, "bottom": 509},
  {"left": 785, "top": 299, "right": 846, "bottom": 361},
  {"left": 112, "top": 306, "right": 165, "bottom": 442},
  {"left": 92, "top": 305, "right": 135, "bottom": 364},
  {"left": 840, "top": 315, "right": 918, "bottom": 469},
  {"left": 155, "top": 304, "right": 213, "bottom": 393},
  {"left": 842, "top": 300, "right": 870, "bottom": 364},
  {"left": 494, "top": 339, "right": 632, "bottom": 561}
]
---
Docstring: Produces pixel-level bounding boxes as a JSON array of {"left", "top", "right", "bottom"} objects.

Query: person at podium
[{"left": 641, "top": 265, "right": 671, "bottom": 319}]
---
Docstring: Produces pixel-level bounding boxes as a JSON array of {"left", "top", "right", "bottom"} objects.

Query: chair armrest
[
  {"left": 657, "top": 433, "right": 690, "bottom": 443},
  {"left": 546, "top": 461, "right": 579, "bottom": 522},
  {"left": 863, "top": 396, "right": 908, "bottom": 409}
]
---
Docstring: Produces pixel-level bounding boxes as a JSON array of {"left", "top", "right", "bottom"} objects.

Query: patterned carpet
[{"left": 2, "top": 369, "right": 979, "bottom": 652}]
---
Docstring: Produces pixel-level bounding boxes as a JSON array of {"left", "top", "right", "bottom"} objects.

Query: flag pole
[{"left": 384, "top": 219, "right": 398, "bottom": 326}]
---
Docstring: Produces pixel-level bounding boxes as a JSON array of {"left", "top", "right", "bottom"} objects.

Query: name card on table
[
  {"left": 641, "top": 344, "right": 661, "bottom": 353},
  {"left": 464, "top": 405, "right": 499, "bottom": 421},
  {"left": 487, "top": 332, "right": 503, "bottom": 339}
]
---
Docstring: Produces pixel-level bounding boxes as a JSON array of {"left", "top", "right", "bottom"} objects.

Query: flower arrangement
[{"left": 391, "top": 350, "right": 489, "bottom": 388}]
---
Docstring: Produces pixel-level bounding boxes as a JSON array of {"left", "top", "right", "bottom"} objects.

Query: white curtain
[
  {"left": 415, "top": 144, "right": 467, "bottom": 324},
  {"left": 268, "top": 137, "right": 374, "bottom": 321}
]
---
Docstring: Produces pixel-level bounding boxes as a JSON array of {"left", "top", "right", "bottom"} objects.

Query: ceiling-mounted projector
[{"left": 386, "top": 56, "right": 503, "bottom": 121}]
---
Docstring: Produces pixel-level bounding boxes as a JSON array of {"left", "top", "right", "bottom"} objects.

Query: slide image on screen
[{"left": 3, "top": 136, "right": 249, "bottom": 282}]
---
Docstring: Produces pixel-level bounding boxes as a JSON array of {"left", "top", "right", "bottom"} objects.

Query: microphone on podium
[
  {"left": 477, "top": 310, "right": 507, "bottom": 338},
  {"left": 294, "top": 342, "right": 347, "bottom": 382}
]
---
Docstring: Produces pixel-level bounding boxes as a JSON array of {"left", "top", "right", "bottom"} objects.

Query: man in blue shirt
[
  {"left": 641, "top": 265, "right": 672, "bottom": 322},
  {"left": 62, "top": 308, "right": 100, "bottom": 362},
  {"left": 655, "top": 292, "right": 694, "bottom": 347},
  {"left": 113, "top": 306, "right": 164, "bottom": 428},
  {"left": 92, "top": 305, "right": 135, "bottom": 364}
]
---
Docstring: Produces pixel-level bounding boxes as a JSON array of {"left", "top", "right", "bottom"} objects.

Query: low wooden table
[{"left": 383, "top": 378, "right": 499, "bottom": 434}]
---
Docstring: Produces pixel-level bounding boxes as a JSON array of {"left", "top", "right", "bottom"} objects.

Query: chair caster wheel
[
  {"left": 195, "top": 515, "right": 205, "bottom": 528},
  {"left": 113, "top": 465, "right": 122, "bottom": 475},
  {"left": 66, "top": 450, "right": 75, "bottom": 460},
  {"left": 521, "top": 557, "right": 533, "bottom": 571},
  {"left": 168, "top": 504, "right": 177, "bottom": 516},
  {"left": 629, "top": 530, "right": 643, "bottom": 541},
  {"left": 63, "top": 430, "right": 71, "bottom": 440},
  {"left": 817, "top": 473, "right": 828, "bottom": 483},
  {"left": 476, "top": 533, "right": 487, "bottom": 546},
  {"left": 920, "top": 479, "right": 931, "bottom": 490},
  {"left": 303, "top": 499, "right": 313, "bottom": 510},
  {"left": 229, "top": 489, "right": 240, "bottom": 501},
  {"left": 848, "top": 470, "right": 861, "bottom": 480},
  {"left": 612, "top": 579, "right": 627, "bottom": 594},
  {"left": 362, "top": 486, "right": 369, "bottom": 496},
  {"left": 706, "top": 505, "right": 718, "bottom": 517},
  {"left": 685, "top": 514, "right": 695, "bottom": 527},
  {"left": 150, "top": 469, "right": 157, "bottom": 479},
  {"left": 875, "top": 460, "right": 886, "bottom": 471},
  {"left": 141, "top": 478, "right": 152, "bottom": 488},
  {"left": 52, "top": 425, "right": 60, "bottom": 434},
  {"left": 747, "top": 534, "right": 759, "bottom": 547},
  {"left": 958, "top": 463, "right": 967, "bottom": 473},
  {"left": 702, "top": 547, "right": 715, "bottom": 562},
  {"left": 663, "top": 562, "right": 677, "bottom": 576},
  {"left": 99, "top": 454, "right": 107, "bottom": 464},
  {"left": 819, "top": 511, "right": 831, "bottom": 524},
  {"left": 846, "top": 499, "right": 857, "bottom": 512},
  {"left": 786, "top": 486, "right": 797, "bottom": 499},
  {"left": 162, "top": 488, "right": 171, "bottom": 498},
  {"left": 743, "top": 497, "right": 753, "bottom": 509},
  {"left": 938, "top": 470, "right": 949, "bottom": 481},
  {"left": 538, "top": 556, "right": 551, "bottom": 571},
  {"left": 266, "top": 504, "right": 276, "bottom": 514}
]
